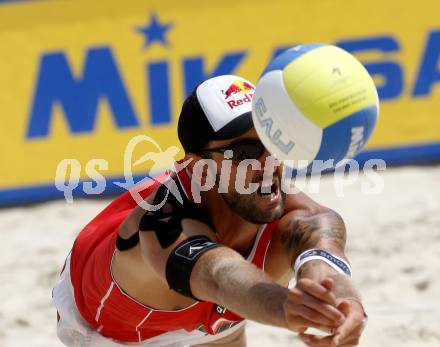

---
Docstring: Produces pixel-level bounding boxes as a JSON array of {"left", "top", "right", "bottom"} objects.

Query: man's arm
[
  {"left": 278, "top": 208, "right": 358, "bottom": 298},
  {"left": 280, "top": 209, "right": 346, "bottom": 269},
  {"left": 277, "top": 208, "right": 366, "bottom": 346},
  {"left": 140, "top": 218, "right": 345, "bottom": 334},
  {"left": 191, "top": 246, "right": 289, "bottom": 327}
]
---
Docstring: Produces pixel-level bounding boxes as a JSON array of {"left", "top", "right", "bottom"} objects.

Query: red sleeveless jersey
[{"left": 70, "top": 168, "right": 277, "bottom": 343}]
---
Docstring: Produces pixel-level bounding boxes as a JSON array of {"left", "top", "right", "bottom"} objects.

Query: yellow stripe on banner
[{"left": 282, "top": 46, "right": 378, "bottom": 128}]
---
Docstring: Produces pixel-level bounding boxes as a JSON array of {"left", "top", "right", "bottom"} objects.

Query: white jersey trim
[
  {"left": 136, "top": 310, "right": 153, "bottom": 342},
  {"left": 95, "top": 281, "right": 114, "bottom": 322},
  {"left": 246, "top": 224, "right": 267, "bottom": 262}
]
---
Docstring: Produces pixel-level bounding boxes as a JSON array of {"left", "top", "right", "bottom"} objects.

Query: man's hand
[
  {"left": 284, "top": 278, "right": 345, "bottom": 333},
  {"left": 298, "top": 299, "right": 366, "bottom": 347},
  {"left": 276, "top": 205, "right": 367, "bottom": 346}
]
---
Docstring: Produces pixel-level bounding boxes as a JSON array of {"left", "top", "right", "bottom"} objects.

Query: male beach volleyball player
[{"left": 53, "top": 75, "right": 367, "bottom": 347}]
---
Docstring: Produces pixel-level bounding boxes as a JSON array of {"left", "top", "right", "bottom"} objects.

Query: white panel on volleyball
[{"left": 252, "top": 70, "right": 322, "bottom": 168}]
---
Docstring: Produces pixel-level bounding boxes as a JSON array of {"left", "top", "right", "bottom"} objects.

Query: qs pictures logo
[{"left": 54, "top": 135, "right": 191, "bottom": 206}]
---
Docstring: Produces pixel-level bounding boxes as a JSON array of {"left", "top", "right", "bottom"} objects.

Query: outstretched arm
[
  {"left": 279, "top": 208, "right": 348, "bottom": 278},
  {"left": 140, "top": 218, "right": 344, "bottom": 335},
  {"left": 277, "top": 207, "right": 366, "bottom": 346},
  {"left": 190, "top": 243, "right": 343, "bottom": 331}
]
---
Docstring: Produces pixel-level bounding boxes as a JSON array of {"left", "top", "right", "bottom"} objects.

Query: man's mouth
[{"left": 256, "top": 179, "right": 280, "bottom": 200}]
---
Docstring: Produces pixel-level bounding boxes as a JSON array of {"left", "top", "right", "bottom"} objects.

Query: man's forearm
[
  {"left": 280, "top": 208, "right": 347, "bottom": 265},
  {"left": 298, "top": 260, "right": 361, "bottom": 301},
  {"left": 191, "top": 247, "right": 289, "bottom": 329},
  {"left": 280, "top": 208, "right": 361, "bottom": 301},
  {"left": 279, "top": 207, "right": 367, "bottom": 345},
  {"left": 216, "top": 261, "right": 289, "bottom": 327}
]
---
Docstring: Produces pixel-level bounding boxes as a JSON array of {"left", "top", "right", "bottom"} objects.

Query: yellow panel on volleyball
[{"left": 282, "top": 45, "right": 378, "bottom": 128}]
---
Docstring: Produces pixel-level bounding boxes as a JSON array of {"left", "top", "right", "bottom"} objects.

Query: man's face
[{"left": 201, "top": 128, "right": 285, "bottom": 224}]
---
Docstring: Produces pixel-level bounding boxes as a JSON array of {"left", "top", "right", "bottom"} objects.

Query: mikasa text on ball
[{"left": 252, "top": 44, "right": 379, "bottom": 169}]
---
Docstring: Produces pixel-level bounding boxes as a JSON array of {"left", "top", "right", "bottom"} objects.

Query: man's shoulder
[{"left": 283, "top": 189, "right": 327, "bottom": 215}]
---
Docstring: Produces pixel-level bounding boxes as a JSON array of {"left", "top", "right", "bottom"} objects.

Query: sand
[{"left": 0, "top": 165, "right": 439, "bottom": 347}]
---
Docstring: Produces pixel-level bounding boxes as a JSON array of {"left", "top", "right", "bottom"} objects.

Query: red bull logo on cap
[
  {"left": 222, "top": 80, "right": 255, "bottom": 110},
  {"left": 223, "top": 80, "right": 255, "bottom": 99}
]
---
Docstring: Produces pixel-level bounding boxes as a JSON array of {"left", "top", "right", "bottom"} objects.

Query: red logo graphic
[
  {"left": 222, "top": 80, "right": 255, "bottom": 109},
  {"left": 223, "top": 80, "right": 254, "bottom": 99}
]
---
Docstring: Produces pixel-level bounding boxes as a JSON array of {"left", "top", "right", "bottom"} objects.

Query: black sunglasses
[{"left": 199, "top": 139, "right": 266, "bottom": 162}]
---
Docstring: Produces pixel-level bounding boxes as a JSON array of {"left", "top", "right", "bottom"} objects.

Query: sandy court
[{"left": 0, "top": 165, "right": 439, "bottom": 347}]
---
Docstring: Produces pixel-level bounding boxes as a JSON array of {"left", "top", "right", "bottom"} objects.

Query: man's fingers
[
  {"left": 286, "top": 316, "right": 335, "bottom": 334},
  {"left": 296, "top": 278, "right": 337, "bottom": 305},
  {"left": 320, "top": 278, "right": 334, "bottom": 291},
  {"left": 337, "top": 300, "right": 352, "bottom": 315},
  {"left": 290, "top": 304, "right": 340, "bottom": 327},
  {"left": 339, "top": 334, "right": 361, "bottom": 346},
  {"left": 299, "top": 333, "right": 335, "bottom": 347},
  {"left": 298, "top": 300, "right": 365, "bottom": 347},
  {"left": 313, "top": 301, "right": 362, "bottom": 346},
  {"left": 299, "top": 332, "right": 361, "bottom": 347},
  {"left": 288, "top": 290, "right": 345, "bottom": 323},
  {"left": 332, "top": 301, "right": 363, "bottom": 342},
  {"left": 297, "top": 326, "right": 308, "bottom": 334}
]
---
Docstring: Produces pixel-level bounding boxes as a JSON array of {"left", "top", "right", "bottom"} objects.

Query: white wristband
[{"left": 294, "top": 249, "right": 352, "bottom": 280}]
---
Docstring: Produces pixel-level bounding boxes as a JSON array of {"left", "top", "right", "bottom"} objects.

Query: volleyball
[{"left": 252, "top": 44, "right": 379, "bottom": 169}]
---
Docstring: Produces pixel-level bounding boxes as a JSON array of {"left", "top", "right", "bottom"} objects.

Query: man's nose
[{"left": 259, "top": 150, "right": 280, "bottom": 173}]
